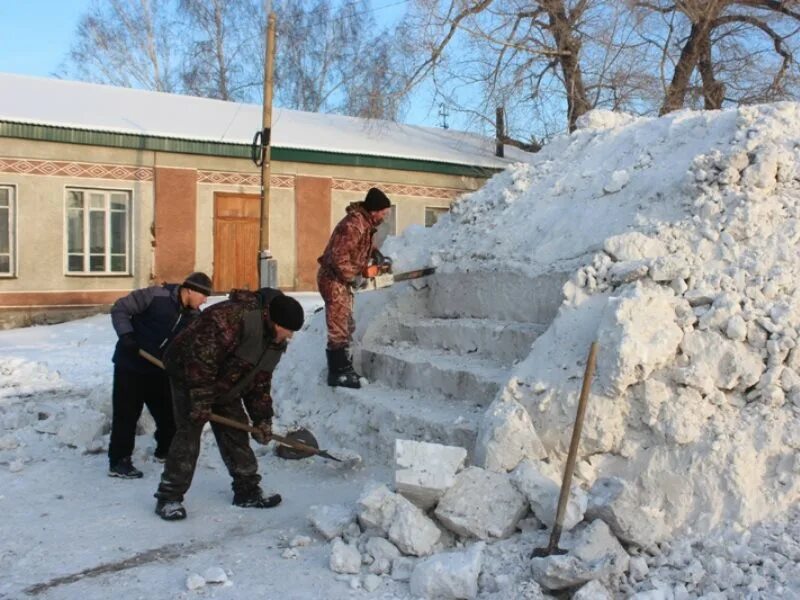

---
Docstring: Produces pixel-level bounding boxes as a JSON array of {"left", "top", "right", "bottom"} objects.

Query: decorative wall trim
[
  {"left": 199, "top": 171, "right": 464, "bottom": 199},
  {"left": 332, "top": 178, "right": 463, "bottom": 199},
  {"left": 0, "top": 158, "right": 468, "bottom": 199},
  {"left": 198, "top": 171, "right": 294, "bottom": 188},
  {"left": 0, "top": 157, "right": 153, "bottom": 181}
]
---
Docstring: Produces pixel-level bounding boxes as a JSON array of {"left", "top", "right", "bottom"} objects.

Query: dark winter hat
[
  {"left": 269, "top": 294, "right": 305, "bottom": 331},
  {"left": 363, "top": 187, "right": 391, "bottom": 212},
  {"left": 182, "top": 272, "right": 213, "bottom": 295}
]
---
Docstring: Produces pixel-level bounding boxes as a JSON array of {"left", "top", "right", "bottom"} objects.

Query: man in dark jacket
[
  {"left": 317, "top": 187, "right": 392, "bottom": 389},
  {"left": 108, "top": 272, "right": 212, "bottom": 478},
  {"left": 153, "top": 288, "right": 304, "bottom": 521}
]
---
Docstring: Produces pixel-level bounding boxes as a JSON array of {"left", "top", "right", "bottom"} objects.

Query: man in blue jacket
[{"left": 108, "top": 272, "right": 212, "bottom": 478}]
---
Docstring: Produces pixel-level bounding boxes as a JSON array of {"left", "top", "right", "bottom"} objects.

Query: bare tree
[
  {"left": 60, "top": 0, "right": 180, "bottom": 92},
  {"left": 632, "top": 0, "right": 800, "bottom": 114},
  {"left": 273, "top": 0, "right": 405, "bottom": 119},
  {"left": 400, "top": 1, "right": 652, "bottom": 140},
  {"left": 179, "top": 0, "right": 264, "bottom": 101}
]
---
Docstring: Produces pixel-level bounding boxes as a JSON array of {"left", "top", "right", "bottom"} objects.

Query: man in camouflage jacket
[
  {"left": 317, "top": 187, "right": 392, "bottom": 389},
  {"left": 153, "top": 288, "right": 304, "bottom": 521}
]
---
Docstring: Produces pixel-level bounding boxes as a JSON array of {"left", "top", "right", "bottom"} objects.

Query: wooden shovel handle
[
  {"left": 139, "top": 349, "right": 340, "bottom": 461},
  {"left": 546, "top": 341, "right": 598, "bottom": 553}
]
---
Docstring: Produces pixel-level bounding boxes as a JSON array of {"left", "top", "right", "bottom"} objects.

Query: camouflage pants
[
  {"left": 317, "top": 270, "right": 355, "bottom": 351},
  {"left": 155, "top": 379, "right": 261, "bottom": 502}
]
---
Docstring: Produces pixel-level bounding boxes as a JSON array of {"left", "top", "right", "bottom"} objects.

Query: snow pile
[
  {"left": 311, "top": 438, "right": 798, "bottom": 599},
  {"left": 380, "top": 103, "right": 800, "bottom": 542},
  {"left": 277, "top": 102, "right": 800, "bottom": 597}
]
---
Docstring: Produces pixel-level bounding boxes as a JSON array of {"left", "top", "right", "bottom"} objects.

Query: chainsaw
[{"left": 358, "top": 260, "right": 436, "bottom": 291}]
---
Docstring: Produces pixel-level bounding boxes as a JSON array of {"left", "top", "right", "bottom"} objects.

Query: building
[{"left": 0, "top": 73, "right": 527, "bottom": 327}]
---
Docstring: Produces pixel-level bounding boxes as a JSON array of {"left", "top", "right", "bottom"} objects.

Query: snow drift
[{"left": 277, "top": 103, "right": 800, "bottom": 545}]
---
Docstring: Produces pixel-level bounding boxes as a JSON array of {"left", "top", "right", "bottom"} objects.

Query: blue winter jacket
[{"left": 110, "top": 284, "right": 199, "bottom": 374}]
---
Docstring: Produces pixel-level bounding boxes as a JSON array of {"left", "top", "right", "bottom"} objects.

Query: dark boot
[
  {"left": 233, "top": 489, "right": 282, "bottom": 508},
  {"left": 326, "top": 348, "right": 361, "bottom": 389},
  {"left": 155, "top": 499, "right": 187, "bottom": 520},
  {"left": 108, "top": 457, "right": 143, "bottom": 479}
]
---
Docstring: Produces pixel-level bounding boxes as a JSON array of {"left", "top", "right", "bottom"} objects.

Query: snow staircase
[{"left": 340, "top": 270, "right": 568, "bottom": 461}]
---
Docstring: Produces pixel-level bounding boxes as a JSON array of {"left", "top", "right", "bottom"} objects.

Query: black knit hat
[
  {"left": 269, "top": 295, "right": 304, "bottom": 331},
  {"left": 182, "top": 272, "right": 213, "bottom": 295},
  {"left": 363, "top": 187, "right": 391, "bottom": 212}
]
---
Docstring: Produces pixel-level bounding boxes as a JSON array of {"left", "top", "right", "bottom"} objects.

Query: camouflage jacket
[
  {"left": 317, "top": 202, "right": 380, "bottom": 283},
  {"left": 163, "top": 289, "right": 286, "bottom": 424}
]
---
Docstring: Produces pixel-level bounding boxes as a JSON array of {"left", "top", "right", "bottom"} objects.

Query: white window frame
[
  {"left": 424, "top": 205, "right": 449, "bottom": 228},
  {"left": 0, "top": 184, "right": 16, "bottom": 277},
  {"left": 64, "top": 187, "right": 132, "bottom": 276}
]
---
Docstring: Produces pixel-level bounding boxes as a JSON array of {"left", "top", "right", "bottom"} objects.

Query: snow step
[
  {"left": 322, "top": 384, "right": 483, "bottom": 463},
  {"left": 427, "top": 270, "right": 570, "bottom": 323},
  {"left": 359, "top": 344, "right": 505, "bottom": 405},
  {"left": 394, "top": 317, "right": 546, "bottom": 365}
]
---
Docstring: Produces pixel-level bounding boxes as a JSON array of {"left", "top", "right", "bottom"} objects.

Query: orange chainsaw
[{"left": 358, "top": 251, "right": 436, "bottom": 291}]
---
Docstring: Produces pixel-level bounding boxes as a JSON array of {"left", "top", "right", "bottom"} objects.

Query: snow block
[
  {"left": 434, "top": 466, "right": 528, "bottom": 540},
  {"left": 365, "top": 537, "right": 401, "bottom": 563},
  {"left": 329, "top": 538, "right": 362, "bottom": 574},
  {"left": 596, "top": 283, "right": 683, "bottom": 395},
  {"left": 572, "top": 580, "right": 612, "bottom": 600},
  {"left": 308, "top": 504, "right": 358, "bottom": 541},
  {"left": 586, "top": 477, "right": 667, "bottom": 547},
  {"left": 603, "top": 232, "right": 667, "bottom": 262},
  {"left": 565, "top": 520, "right": 629, "bottom": 577},
  {"left": 55, "top": 408, "right": 107, "bottom": 451},
  {"left": 357, "top": 483, "right": 399, "bottom": 531},
  {"left": 388, "top": 496, "right": 442, "bottom": 557},
  {"left": 680, "top": 329, "right": 764, "bottom": 391},
  {"left": 530, "top": 553, "right": 618, "bottom": 591},
  {"left": 409, "top": 542, "right": 484, "bottom": 600},
  {"left": 357, "top": 482, "right": 442, "bottom": 556},
  {"left": 473, "top": 398, "right": 546, "bottom": 473},
  {"left": 395, "top": 439, "right": 467, "bottom": 509},
  {"left": 511, "top": 459, "right": 586, "bottom": 531}
]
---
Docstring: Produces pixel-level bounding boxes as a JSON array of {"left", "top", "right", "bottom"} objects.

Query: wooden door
[{"left": 213, "top": 193, "right": 261, "bottom": 292}]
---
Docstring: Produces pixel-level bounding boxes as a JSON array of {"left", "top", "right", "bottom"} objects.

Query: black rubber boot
[{"left": 326, "top": 348, "right": 361, "bottom": 389}]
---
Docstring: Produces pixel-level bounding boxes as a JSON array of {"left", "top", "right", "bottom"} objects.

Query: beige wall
[
  {"left": 0, "top": 172, "right": 154, "bottom": 296},
  {"left": 1, "top": 136, "right": 488, "bottom": 304}
]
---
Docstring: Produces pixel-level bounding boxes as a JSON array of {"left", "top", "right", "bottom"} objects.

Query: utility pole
[
  {"left": 258, "top": 4, "right": 277, "bottom": 287},
  {"left": 495, "top": 106, "right": 505, "bottom": 158}
]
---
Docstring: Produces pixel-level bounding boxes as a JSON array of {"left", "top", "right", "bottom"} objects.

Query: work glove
[
  {"left": 251, "top": 420, "right": 272, "bottom": 445},
  {"left": 119, "top": 333, "right": 138, "bottom": 357}
]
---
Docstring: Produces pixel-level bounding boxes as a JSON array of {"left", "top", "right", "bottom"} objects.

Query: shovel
[
  {"left": 137, "top": 349, "right": 343, "bottom": 462},
  {"left": 531, "top": 341, "right": 598, "bottom": 558},
  {"left": 207, "top": 413, "right": 343, "bottom": 463}
]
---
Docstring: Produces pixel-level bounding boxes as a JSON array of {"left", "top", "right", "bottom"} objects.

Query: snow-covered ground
[
  {"left": 3, "top": 102, "right": 800, "bottom": 599},
  {"left": 0, "top": 298, "right": 414, "bottom": 600}
]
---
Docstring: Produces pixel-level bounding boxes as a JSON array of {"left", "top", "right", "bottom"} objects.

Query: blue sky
[
  {"left": 0, "top": 0, "right": 448, "bottom": 128},
  {"left": 0, "top": 0, "right": 91, "bottom": 78}
]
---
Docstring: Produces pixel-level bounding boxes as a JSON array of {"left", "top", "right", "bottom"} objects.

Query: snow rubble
[{"left": 276, "top": 103, "right": 800, "bottom": 598}]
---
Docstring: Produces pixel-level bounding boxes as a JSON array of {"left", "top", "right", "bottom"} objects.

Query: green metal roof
[{"left": 0, "top": 120, "right": 501, "bottom": 178}]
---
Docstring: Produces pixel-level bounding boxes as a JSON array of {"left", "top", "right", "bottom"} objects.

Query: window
[
  {"left": 425, "top": 206, "right": 449, "bottom": 228},
  {"left": 0, "top": 185, "right": 15, "bottom": 276},
  {"left": 66, "top": 188, "right": 131, "bottom": 274}
]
